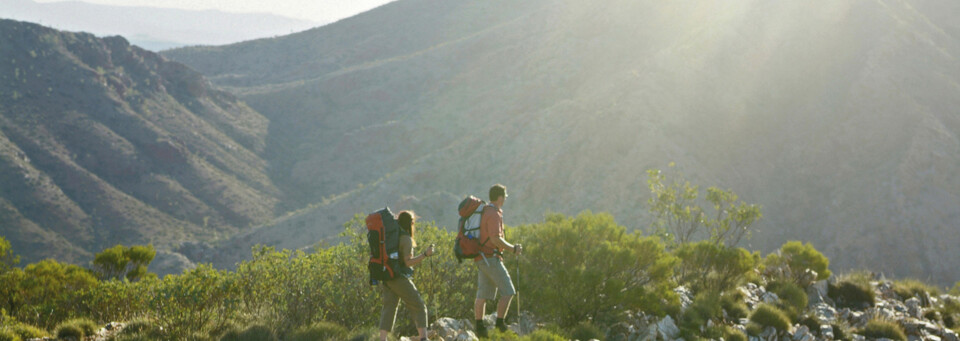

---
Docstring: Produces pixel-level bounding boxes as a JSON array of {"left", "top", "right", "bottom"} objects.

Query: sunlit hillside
[{"left": 164, "top": 0, "right": 960, "bottom": 283}]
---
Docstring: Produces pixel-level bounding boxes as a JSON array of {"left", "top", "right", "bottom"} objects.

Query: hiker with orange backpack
[
  {"left": 473, "top": 184, "right": 522, "bottom": 337},
  {"left": 377, "top": 211, "right": 435, "bottom": 341}
]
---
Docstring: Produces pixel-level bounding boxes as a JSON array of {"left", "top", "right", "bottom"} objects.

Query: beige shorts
[{"left": 475, "top": 257, "right": 516, "bottom": 301}]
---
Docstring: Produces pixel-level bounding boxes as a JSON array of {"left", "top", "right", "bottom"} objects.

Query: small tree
[
  {"left": 93, "top": 244, "right": 155, "bottom": 281},
  {"left": 647, "top": 164, "right": 762, "bottom": 248},
  {"left": 0, "top": 236, "right": 19, "bottom": 274}
]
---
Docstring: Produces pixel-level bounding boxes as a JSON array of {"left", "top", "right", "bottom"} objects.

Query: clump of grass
[
  {"left": 523, "top": 329, "right": 567, "bottom": 341},
  {"left": 829, "top": 274, "right": 875, "bottom": 310},
  {"left": 723, "top": 326, "right": 747, "bottom": 341},
  {"left": 61, "top": 317, "right": 98, "bottom": 337},
  {"left": 893, "top": 279, "right": 941, "bottom": 302},
  {"left": 859, "top": 318, "right": 906, "bottom": 341},
  {"left": 721, "top": 290, "right": 749, "bottom": 320},
  {"left": 749, "top": 304, "right": 792, "bottom": 332},
  {"left": 55, "top": 324, "right": 84, "bottom": 340},
  {"left": 767, "top": 281, "right": 808, "bottom": 321}
]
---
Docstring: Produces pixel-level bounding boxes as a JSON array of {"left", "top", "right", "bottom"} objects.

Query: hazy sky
[{"left": 32, "top": 0, "right": 397, "bottom": 22}]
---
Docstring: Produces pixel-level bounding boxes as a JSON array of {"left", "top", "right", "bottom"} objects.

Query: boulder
[
  {"left": 905, "top": 297, "right": 923, "bottom": 318},
  {"left": 807, "top": 280, "right": 830, "bottom": 306},
  {"left": 454, "top": 331, "right": 478, "bottom": 341},
  {"left": 675, "top": 286, "right": 694, "bottom": 310},
  {"left": 942, "top": 329, "right": 960, "bottom": 341},
  {"left": 762, "top": 292, "right": 780, "bottom": 304},
  {"left": 656, "top": 315, "right": 680, "bottom": 340},
  {"left": 821, "top": 324, "right": 835, "bottom": 340},
  {"left": 799, "top": 269, "right": 819, "bottom": 287},
  {"left": 812, "top": 302, "right": 838, "bottom": 323}
]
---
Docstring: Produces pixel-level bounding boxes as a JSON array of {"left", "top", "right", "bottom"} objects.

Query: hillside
[
  {"left": 0, "top": 19, "right": 281, "bottom": 271},
  {"left": 164, "top": 0, "right": 960, "bottom": 284},
  {"left": 0, "top": 0, "right": 320, "bottom": 50}
]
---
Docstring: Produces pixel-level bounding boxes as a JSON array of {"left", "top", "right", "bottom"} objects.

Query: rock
[
  {"left": 807, "top": 280, "right": 830, "bottom": 306},
  {"left": 675, "top": 286, "right": 694, "bottom": 310},
  {"left": 760, "top": 326, "right": 777, "bottom": 340},
  {"left": 656, "top": 315, "right": 680, "bottom": 340},
  {"left": 905, "top": 297, "right": 923, "bottom": 318},
  {"left": 762, "top": 292, "right": 780, "bottom": 304},
  {"left": 879, "top": 281, "right": 897, "bottom": 299},
  {"left": 507, "top": 311, "right": 536, "bottom": 336},
  {"left": 928, "top": 336, "right": 943, "bottom": 341},
  {"left": 852, "top": 333, "right": 866, "bottom": 341},
  {"left": 791, "top": 325, "right": 815, "bottom": 341},
  {"left": 942, "top": 328, "right": 960, "bottom": 341},
  {"left": 821, "top": 324, "right": 835, "bottom": 339},
  {"left": 800, "top": 269, "right": 819, "bottom": 287},
  {"left": 454, "top": 331, "right": 479, "bottom": 341},
  {"left": 812, "top": 302, "right": 838, "bottom": 323},
  {"left": 432, "top": 317, "right": 463, "bottom": 340}
]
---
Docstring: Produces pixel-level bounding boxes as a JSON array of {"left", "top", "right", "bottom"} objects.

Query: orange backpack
[
  {"left": 454, "top": 196, "right": 485, "bottom": 263},
  {"left": 367, "top": 207, "right": 400, "bottom": 284}
]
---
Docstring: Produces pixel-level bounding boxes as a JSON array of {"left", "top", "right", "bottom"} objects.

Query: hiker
[
  {"left": 474, "top": 184, "right": 522, "bottom": 337},
  {"left": 379, "top": 211, "right": 435, "bottom": 341}
]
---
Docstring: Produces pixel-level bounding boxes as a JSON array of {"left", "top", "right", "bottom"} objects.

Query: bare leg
[
  {"left": 497, "top": 294, "right": 513, "bottom": 319},
  {"left": 475, "top": 298, "right": 487, "bottom": 320},
  {"left": 379, "top": 329, "right": 389, "bottom": 341}
]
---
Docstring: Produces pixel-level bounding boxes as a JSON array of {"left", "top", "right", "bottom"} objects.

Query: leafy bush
[
  {"left": 829, "top": 280, "right": 875, "bottom": 309},
  {"left": 674, "top": 241, "right": 760, "bottom": 293},
  {"left": 1, "top": 259, "right": 97, "bottom": 328},
  {"left": 55, "top": 323, "right": 84, "bottom": 340},
  {"left": 570, "top": 321, "right": 603, "bottom": 341},
  {"left": 860, "top": 318, "right": 906, "bottom": 341},
  {"left": 763, "top": 241, "right": 831, "bottom": 283},
  {"left": 749, "top": 304, "right": 791, "bottom": 331},
  {"left": 766, "top": 281, "right": 808, "bottom": 320},
  {"left": 287, "top": 321, "right": 349, "bottom": 341},
  {"left": 7, "top": 323, "right": 46, "bottom": 340},
  {"left": 93, "top": 244, "right": 156, "bottom": 281},
  {"left": 74, "top": 279, "right": 154, "bottom": 324},
  {"left": 0, "top": 329, "right": 20, "bottom": 341},
  {"left": 150, "top": 264, "right": 238, "bottom": 339},
  {"left": 892, "top": 279, "right": 941, "bottom": 301},
  {"left": 515, "top": 212, "right": 677, "bottom": 326},
  {"left": 61, "top": 317, "right": 98, "bottom": 336},
  {"left": 680, "top": 291, "right": 722, "bottom": 338}
]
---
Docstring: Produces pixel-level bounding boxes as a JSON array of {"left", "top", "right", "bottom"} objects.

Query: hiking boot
[
  {"left": 475, "top": 324, "right": 488, "bottom": 338},
  {"left": 495, "top": 321, "right": 508, "bottom": 333}
]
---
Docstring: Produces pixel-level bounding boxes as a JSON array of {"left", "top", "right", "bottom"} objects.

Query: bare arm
[{"left": 403, "top": 243, "right": 435, "bottom": 267}]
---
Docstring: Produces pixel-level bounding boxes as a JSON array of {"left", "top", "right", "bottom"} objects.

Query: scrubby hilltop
[
  {"left": 165, "top": 0, "right": 960, "bottom": 284},
  {"left": 0, "top": 19, "right": 281, "bottom": 271}
]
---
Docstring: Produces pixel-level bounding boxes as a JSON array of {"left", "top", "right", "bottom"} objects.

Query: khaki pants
[
  {"left": 475, "top": 257, "right": 516, "bottom": 301},
  {"left": 379, "top": 276, "right": 427, "bottom": 331}
]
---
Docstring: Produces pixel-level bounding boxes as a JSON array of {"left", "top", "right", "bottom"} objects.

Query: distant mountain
[
  {"left": 0, "top": 0, "right": 320, "bottom": 50},
  {"left": 166, "top": 0, "right": 960, "bottom": 284},
  {"left": 0, "top": 19, "right": 282, "bottom": 273}
]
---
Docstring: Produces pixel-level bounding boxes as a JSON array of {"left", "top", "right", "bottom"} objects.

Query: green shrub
[
  {"left": 745, "top": 322, "right": 763, "bottom": 336},
  {"left": 893, "top": 279, "right": 941, "bottom": 301},
  {"left": 487, "top": 329, "right": 521, "bottom": 341},
  {"left": 8, "top": 323, "right": 46, "bottom": 339},
  {"left": 515, "top": 212, "right": 677, "bottom": 326},
  {"left": 720, "top": 292, "right": 749, "bottom": 320},
  {"left": 119, "top": 318, "right": 155, "bottom": 336},
  {"left": 831, "top": 323, "right": 851, "bottom": 341},
  {"left": 767, "top": 281, "right": 808, "bottom": 320},
  {"left": 220, "top": 324, "right": 276, "bottom": 341},
  {"left": 0, "top": 329, "right": 21, "bottom": 341},
  {"left": 762, "top": 241, "right": 831, "bottom": 283},
  {"left": 860, "top": 318, "right": 906, "bottom": 341},
  {"left": 674, "top": 241, "right": 760, "bottom": 293},
  {"left": 680, "top": 291, "right": 722, "bottom": 338},
  {"left": 61, "top": 317, "right": 98, "bottom": 336},
  {"left": 943, "top": 297, "right": 960, "bottom": 329},
  {"left": 570, "top": 321, "right": 603, "bottom": 341},
  {"left": 55, "top": 323, "right": 84, "bottom": 340},
  {"left": 829, "top": 275, "right": 875, "bottom": 309},
  {"left": 749, "top": 304, "right": 791, "bottom": 331},
  {"left": 523, "top": 329, "right": 567, "bottom": 341},
  {"left": 288, "top": 321, "right": 349, "bottom": 341}
]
